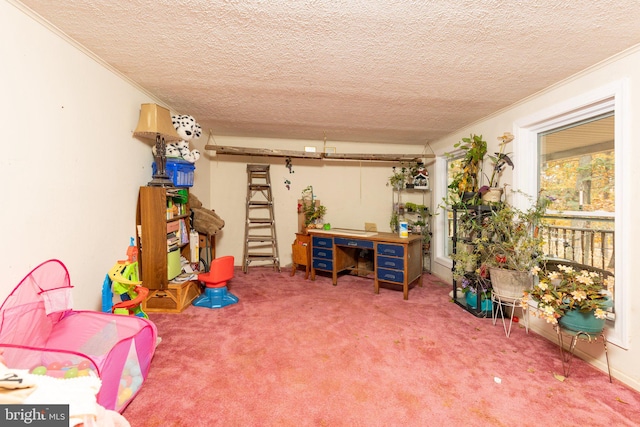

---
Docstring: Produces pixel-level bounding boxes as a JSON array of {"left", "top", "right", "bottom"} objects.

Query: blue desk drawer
[
  {"left": 313, "top": 259, "right": 333, "bottom": 271},
  {"left": 377, "top": 268, "right": 404, "bottom": 283},
  {"left": 377, "top": 244, "right": 404, "bottom": 257},
  {"left": 377, "top": 256, "right": 404, "bottom": 270},
  {"left": 312, "top": 236, "right": 333, "bottom": 248},
  {"left": 334, "top": 237, "right": 374, "bottom": 249},
  {"left": 312, "top": 247, "right": 333, "bottom": 260}
]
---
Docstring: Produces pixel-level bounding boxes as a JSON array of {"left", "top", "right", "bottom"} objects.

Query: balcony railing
[
  {"left": 445, "top": 209, "right": 615, "bottom": 318},
  {"left": 445, "top": 210, "right": 615, "bottom": 273},
  {"left": 541, "top": 212, "right": 614, "bottom": 273}
]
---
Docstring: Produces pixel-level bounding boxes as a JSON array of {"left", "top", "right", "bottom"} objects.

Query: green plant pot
[
  {"left": 558, "top": 310, "right": 605, "bottom": 334},
  {"left": 465, "top": 292, "right": 492, "bottom": 313}
]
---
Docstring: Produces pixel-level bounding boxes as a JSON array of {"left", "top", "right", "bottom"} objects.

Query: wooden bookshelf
[{"left": 136, "top": 186, "right": 201, "bottom": 312}]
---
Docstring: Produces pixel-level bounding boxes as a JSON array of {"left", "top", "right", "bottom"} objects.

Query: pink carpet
[{"left": 123, "top": 267, "right": 640, "bottom": 426}]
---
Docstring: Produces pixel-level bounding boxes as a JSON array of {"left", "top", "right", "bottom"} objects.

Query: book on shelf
[
  {"left": 167, "top": 221, "right": 180, "bottom": 233},
  {"left": 166, "top": 199, "right": 186, "bottom": 219},
  {"left": 179, "top": 219, "right": 189, "bottom": 245},
  {"left": 167, "top": 231, "right": 180, "bottom": 252}
]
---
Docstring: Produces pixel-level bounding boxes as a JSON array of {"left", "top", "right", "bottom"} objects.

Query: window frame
[
  {"left": 434, "top": 151, "right": 467, "bottom": 268},
  {"left": 513, "top": 79, "right": 629, "bottom": 348}
]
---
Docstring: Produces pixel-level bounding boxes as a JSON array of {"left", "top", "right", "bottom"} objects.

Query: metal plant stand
[{"left": 555, "top": 326, "right": 612, "bottom": 383}]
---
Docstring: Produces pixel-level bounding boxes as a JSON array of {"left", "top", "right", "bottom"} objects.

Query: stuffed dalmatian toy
[{"left": 169, "top": 114, "right": 202, "bottom": 163}]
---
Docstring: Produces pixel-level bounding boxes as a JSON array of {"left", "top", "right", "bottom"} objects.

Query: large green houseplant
[
  {"left": 447, "top": 134, "right": 487, "bottom": 204},
  {"left": 449, "top": 207, "right": 493, "bottom": 311},
  {"left": 468, "top": 191, "right": 553, "bottom": 298},
  {"left": 476, "top": 193, "right": 551, "bottom": 271}
]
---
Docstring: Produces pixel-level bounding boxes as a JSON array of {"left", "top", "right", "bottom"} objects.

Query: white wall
[
  {"left": 427, "top": 45, "right": 640, "bottom": 391},
  {"left": 193, "top": 136, "right": 431, "bottom": 266},
  {"left": 0, "top": 0, "right": 172, "bottom": 310}
]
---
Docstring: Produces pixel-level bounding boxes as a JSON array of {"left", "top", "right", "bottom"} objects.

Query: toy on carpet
[
  {"left": 0, "top": 259, "right": 158, "bottom": 412},
  {"left": 189, "top": 192, "right": 225, "bottom": 235},
  {"left": 103, "top": 262, "right": 148, "bottom": 319},
  {"left": 29, "top": 354, "right": 145, "bottom": 408},
  {"left": 117, "top": 356, "right": 144, "bottom": 407},
  {"left": 102, "top": 239, "right": 148, "bottom": 319},
  {"left": 30, "top": 359, "right": 96, "bottom": 379},
  {"left": 193, "top": 256, "right": 238, "bottom": 309}
]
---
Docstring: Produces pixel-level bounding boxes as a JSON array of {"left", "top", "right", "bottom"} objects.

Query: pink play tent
[{"left": 0, "top": 259, "right": 157, "bottom": 412}]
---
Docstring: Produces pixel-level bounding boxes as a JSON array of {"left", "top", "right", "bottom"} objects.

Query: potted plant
[
  {"left": 473, "top": 192, "right": 553, "bottom": 299},
  {"left": 387, "top": 164, "right": 413, "bottom": 190},
  {"left": 451, "top": 242, "right": 480, "bottom": 277},
  {"left": 523, "top": 262, "right": 613, "bottom": 333},
  {"left": 477, "top": 194, "right": 551, "bottom": 270},
  {"left": 411, "top": 219, "right": 426, "bottom": 233},
  {"left": 299, "top": 186, "right": 327, "bottom": 230},
  {"left": 404, "top": 202, "right": 417, "bottom": 213},
  {"left": 450, "top": 239, "right": 493, "bottom": 312},
  {"left": 449, "top": 206, "right": 495, "bottom": 314},
  {"left": 389, "top": 212, "right": 399, "bottom": 232},
  {"left": 479, "top": 132, "right": 515, "bottom": 203},
  {"left": 446, "top": 134, "right": 487, "bottom": 204},
  {"left": 458, "top": 275, "right": 492, "bottom": 313}
]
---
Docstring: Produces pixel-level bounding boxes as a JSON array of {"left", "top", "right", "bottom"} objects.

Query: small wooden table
[{"left": 291, "top": 233, "right": 311, "bottom": 279}]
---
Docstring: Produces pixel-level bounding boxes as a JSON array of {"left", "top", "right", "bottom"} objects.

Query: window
[
  {"left": 514, "top": 80, "right": 628, "bottom": 348},
  {"left": 539, "top": 114, "right": 615, "bottom": 271},
  {"left": 443, "top": 155, "right": 465, "bottom": 257}
]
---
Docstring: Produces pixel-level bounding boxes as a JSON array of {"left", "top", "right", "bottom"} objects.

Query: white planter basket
[
  {"left": 489, "top": 268, "right": 533, "bottom": 300},
  {"left": 482, "top": 188, "right": 503, "bottom": 203}
]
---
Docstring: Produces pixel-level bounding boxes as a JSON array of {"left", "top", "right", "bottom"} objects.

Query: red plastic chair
[{"left": 193, "top": 256, "right": 238, "bottom": 308}]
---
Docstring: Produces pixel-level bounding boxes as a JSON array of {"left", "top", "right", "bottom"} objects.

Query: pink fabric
[{"left": 0, "top": 260, "right": 158, "bottom": 413}]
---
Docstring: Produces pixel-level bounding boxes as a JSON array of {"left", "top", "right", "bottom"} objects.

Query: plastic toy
[
  {"left": 126, "top": 237, "right": 138, "bottom": 263},
  {"left": 101, "top": 239, "right": 149, "bottom": 318},
  {"left": 0, "top": 259, "right": 157, "bottom": 412},
  {"left": 103, "top": 261, "right": 148, "bottom": 319},
  {"left": 30, "top": 359, "right": 96, "bottom": 378},
  {"left": 194, "top": 256, "right": 238, "bottom": 309}
]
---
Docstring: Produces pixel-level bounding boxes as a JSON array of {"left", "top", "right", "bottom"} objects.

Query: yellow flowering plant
[{"left": 522, "top": 263, "right": 612, "bottom": 325}]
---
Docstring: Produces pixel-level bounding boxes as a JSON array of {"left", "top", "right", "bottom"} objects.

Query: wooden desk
[{"left": 308, "top": 229, "right": 423, "bottom": 300}]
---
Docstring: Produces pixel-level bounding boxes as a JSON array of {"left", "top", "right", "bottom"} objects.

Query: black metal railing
[
  {"left": 445, "top": 210, "right": 615, "bottom": 272},
  {"left": 541, "top": 213, "right": 614, "bottom": 272},
  {"left": 445, "top": 210, "right": 616, "bottom": 317}
]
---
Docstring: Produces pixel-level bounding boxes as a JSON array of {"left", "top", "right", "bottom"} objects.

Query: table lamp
[{"left": 133, "top": 103, "right": 182, "bottom": 186}]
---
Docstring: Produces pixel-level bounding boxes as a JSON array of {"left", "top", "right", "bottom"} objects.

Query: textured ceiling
[{"left": 14, "top": 0, "right": 640, "bottom": 144}]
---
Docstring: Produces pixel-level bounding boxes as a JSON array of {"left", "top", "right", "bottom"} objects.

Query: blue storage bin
[{"left": 152, "top": 159, "right": 195, "bottom": 187}]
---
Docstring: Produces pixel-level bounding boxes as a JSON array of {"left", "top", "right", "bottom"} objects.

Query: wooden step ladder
[{"left": 243, "top": 164, "right": 281, "bottom": 273}]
